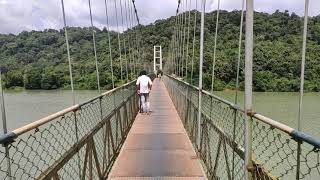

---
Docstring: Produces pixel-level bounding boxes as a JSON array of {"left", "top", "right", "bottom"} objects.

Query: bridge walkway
[{"left": 109, "top": 79, "right": 205, "bottom": 179}]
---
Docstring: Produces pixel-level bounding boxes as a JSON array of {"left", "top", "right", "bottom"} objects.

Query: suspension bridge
[{"left": 0, "top": 0, "right": 320, "bottom": 179}]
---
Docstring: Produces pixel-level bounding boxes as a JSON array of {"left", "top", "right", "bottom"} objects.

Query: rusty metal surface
[{"left": 109, "top": 79, "right": 205, "bottom": 179}]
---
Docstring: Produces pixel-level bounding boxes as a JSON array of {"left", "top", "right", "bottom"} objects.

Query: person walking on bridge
[{"left": 136, "top": 70, "right": 152, "bottom": 114}]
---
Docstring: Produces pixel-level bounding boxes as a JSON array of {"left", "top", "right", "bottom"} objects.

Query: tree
[
  {"left": 4, "top": 70, "right": 24, "bottom": 88},
  {"left": 24, "top": 68, "right": 42, "bottom": 89}
]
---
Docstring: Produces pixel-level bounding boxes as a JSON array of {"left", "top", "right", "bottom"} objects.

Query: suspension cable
[
  {"left": 175, "top": 0, "right": 181, "bottom": 76},
  {"left": 185, "top": 0, "right": 191, "bottom": 80},
  {"left": 211, "top": 0, "right": 220, "bottom": 92},
  {"left": 182, "top": 0, "right": 187, "bottom": 77},
  {"left": 173, "top": 5, "right": 179, "bottom": 75},
  {"left": 175, "top": 9, "right": 179, "bottom": 75},
  {"left": 190, "top": 0, "right": 198, "bottom": 84},
  {"left": 88, "top": 0, "right": 101, "bottom": 93},
  {"left": 235, "top": 0, "right": 245, "bottom": 104},
  {"left": 104, "top": 0, "right": 115, "bottom": 89},
  {"left": 127, "top": 0, "right": 136, "bottom": 76},
  {"left": 173, "top": 8, "right": 179, "bottom": 75},
  {"left": 232, "top": 1, "right": 245, "bottom": 179},
  {"left": 114, "top": 0, "right": 123, "bottom": 83},
  {"left": 124, "top": 0, "right": 133, "bottom": 79},
  {"left": 178, "top": 3, "right": 183, "bottom": 76},
  {"left": 120, "top": 0, "right": 129, "bottom": 82},
  {"left": 60, "top": 1, "right": 81, "bottom": 178},
  {"left": 180, "top": 3, "right": 185, "bottom": 77},
  {"left": 60, "top": 0, "right": 75, "bottom": 105},
  {"left": 132, "top": 3, "right": 139, "bottom": 74},
  {"left": 131, "top": 0, "right": 141, "bottom": 74}
]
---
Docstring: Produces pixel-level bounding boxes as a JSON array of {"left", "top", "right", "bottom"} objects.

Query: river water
[
  {"left": 0, "top": 90, "right": 319, "bottom": 139},
  {"left": 214, "top": 91, "right": 320, "bottom": 139},
  {"left": 0, "top": 90, "right": 99, "bottom": 132}
]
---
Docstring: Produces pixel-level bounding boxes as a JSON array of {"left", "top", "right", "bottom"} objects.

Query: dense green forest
[{"left": 0, "top": 10, "right": 320, "bottom": 91}]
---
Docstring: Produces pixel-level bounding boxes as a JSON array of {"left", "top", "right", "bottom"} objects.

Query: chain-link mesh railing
[
  {"left": 0, "top": 81, "right": 138, "bottom": 180},
  {"left": 163, "top": 75, "right": 320, "bottom": 180}
]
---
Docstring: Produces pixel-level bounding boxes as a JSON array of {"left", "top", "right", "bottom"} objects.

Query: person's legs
[
  {"left": 145, "top": 93, "right": 150, "bottom": 113},
  {"left": 140, "top": 94, "right": 146, "bottom": 113},
  {"left": 139, "top": 95, "right": 142, "bottom": 113}
]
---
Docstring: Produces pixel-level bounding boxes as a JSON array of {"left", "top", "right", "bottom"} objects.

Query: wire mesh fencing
[
  {"left": 0, "top": 81, "right": 138, "bottom": 180},
  {"left": 163, "top": 75, "right": 320, "bottom": 180}
]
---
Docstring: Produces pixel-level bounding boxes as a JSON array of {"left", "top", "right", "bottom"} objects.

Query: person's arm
[
  {"left": 136, "top": 78, "right": 140, "bottom": 94},
  {"left": 148, "top": 78, "right": 152, "bottom": 90}
]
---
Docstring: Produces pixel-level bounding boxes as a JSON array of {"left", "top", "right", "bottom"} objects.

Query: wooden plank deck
[{"left": 108, "top": 79, "right": 206, "bottom": 180}]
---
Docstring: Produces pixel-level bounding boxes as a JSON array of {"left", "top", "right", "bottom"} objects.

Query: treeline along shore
[{"left": 0, "top": 10, "right": 320, "bottom": 91}]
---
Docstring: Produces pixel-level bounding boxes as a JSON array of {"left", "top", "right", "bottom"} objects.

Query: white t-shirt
[{"left": 136, "top": 75, "right": 152, "bottom": 94}]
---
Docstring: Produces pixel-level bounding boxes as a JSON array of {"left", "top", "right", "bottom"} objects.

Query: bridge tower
[{"left": 153, "top": 45, "right": 162, "bottom": 73}]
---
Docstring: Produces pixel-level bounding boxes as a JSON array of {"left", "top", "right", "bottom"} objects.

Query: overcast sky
[{"left": 0, "top": 0, "right": 320, "bottom": 34}]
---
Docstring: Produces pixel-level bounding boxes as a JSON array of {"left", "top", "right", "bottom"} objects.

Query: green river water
[{"left": 0, "top": 90, "right": 319, "bottom": 139}]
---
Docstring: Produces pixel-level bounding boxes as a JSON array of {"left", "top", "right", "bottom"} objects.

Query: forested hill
[{"left": 1, "top": 10, "right": 320, "bottom": 91}]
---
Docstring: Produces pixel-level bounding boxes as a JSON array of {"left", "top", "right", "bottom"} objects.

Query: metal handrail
[
  {"left": 165, "top": 74, "right": 320, "bottom": 148},
  {"left": 0, "top": 80, "right": 136, "bottom": 145}
]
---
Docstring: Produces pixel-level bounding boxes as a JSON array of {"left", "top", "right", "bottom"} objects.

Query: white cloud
[{"left": 0, "top": 0, "right": 319, "bottom": 34}]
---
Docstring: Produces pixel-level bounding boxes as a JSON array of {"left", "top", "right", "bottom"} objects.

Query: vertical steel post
[
  {"left": 88, "top": 0, "right": 101, "bottom": 93},
  {"left": 0, "top": 70, "right": 12, "bottom": 179},
  {"left": 298, "top": 0, "right": 309, "bottom": 136},
  {"left": 244, "top": 0, "right": 254, "bottom": 179},
  {"left": 197, "top": 0, "right": 206, "bottom": 151},
  {"left": 296, "top": 0, "right": 309, "bottom": 179}
]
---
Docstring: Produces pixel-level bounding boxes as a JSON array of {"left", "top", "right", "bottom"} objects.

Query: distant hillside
[{"left": 0, "top": 10, "right": 320, "bottom": 91}]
